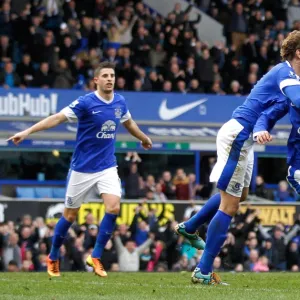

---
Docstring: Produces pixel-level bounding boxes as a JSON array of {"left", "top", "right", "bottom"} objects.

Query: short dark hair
[
  {"left": 8, "top": 260, "right": 18, "bottom": 267},
  {"left": 94, "top": 61, "right": 116, "bottom": 77}
]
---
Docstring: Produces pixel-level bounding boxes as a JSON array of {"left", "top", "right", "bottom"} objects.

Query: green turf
[{"left": 0, "top": 272, "right": 300, "bottom": 300}]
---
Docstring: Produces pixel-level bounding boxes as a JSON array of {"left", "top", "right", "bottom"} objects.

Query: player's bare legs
[
  {"left": 47, "top": 207, "right": 80, "bottom": 277},
  {"left": 177, "top": 187, "right": 249, "bottom": 251},
  {"left": 86, "top": 193, "right": 120, "bottom": 277}
]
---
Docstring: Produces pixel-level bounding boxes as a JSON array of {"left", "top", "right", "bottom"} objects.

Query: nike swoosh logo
[
  {"left": 158, "top": 98, "right": 207, "bottom": 121},
  {"left": 93, "top": 110, "right": 102, "bottom": 114},
  {"left": 291, "top": 102, "right": 295, "bottom": 107}
]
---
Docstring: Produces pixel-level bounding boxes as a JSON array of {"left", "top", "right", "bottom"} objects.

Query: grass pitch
[{"left": 0, "top": 272, "right": 299, "bottom": 300}]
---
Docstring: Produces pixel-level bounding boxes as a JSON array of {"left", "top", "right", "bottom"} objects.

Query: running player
[
  {"left": 7, "top": 61, "right": 152, "bottom": 278},
  {"left": 175, "top": 30, "right": 300, "bottom": 285}
]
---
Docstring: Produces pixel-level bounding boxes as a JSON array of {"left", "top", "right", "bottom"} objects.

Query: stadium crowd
[
  {"left": 0, "top": 0, "right": 299, "bottom": 94},
  {"left": 1, "top": 151, "right": 298, "bottom": 201},
  {"left": 123, "top": 152, "right": 300, "bottom": 202},
  {"left": 1, "top": 205, "right": 300, "bottom": 273}
]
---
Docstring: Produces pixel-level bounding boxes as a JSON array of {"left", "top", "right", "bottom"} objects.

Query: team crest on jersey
[{"left": 115, "top": 107, "right": 122, "bottom": 119}]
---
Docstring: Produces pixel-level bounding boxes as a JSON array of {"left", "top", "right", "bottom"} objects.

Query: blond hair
[{"left": 280, "top": 30, "right": 300, "bottom": 61}]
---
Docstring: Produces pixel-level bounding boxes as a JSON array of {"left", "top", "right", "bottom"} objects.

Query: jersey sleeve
[
  {"left": 277, "top": 67, "right": 300, "bottom": 95},
  {"left": 253, "top": 102, "right": 289, "bottom": 140},
  {"left": 61, "top": 96, "right": 86, "bottom": 122},
  {"left": 120, "top": 99, "right": 132, "bottom": 123}
]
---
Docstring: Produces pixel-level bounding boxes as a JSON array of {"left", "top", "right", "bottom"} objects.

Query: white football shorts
[
  {"left": 65, "top": 167, "right": 121, "bottom": 208},
  {"left": 210, "top": 118, "right": 254, "bottom": 197},
  {"left": 287, "top": 166, "right": 300, "bottom": 194}
]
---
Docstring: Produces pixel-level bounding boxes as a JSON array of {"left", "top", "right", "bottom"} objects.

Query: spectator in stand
[
  {"left": 286, "top": 239, "right": 300, "bottom": 271},
  {"left": 243, "top": 73, "right": 257, "bottom": 95},
  {"left": 129, "top": 206, "right": 149, "bottom": 246},
  {"left": 53, "top": 59, "right": 74, "bottom": 89},
  {"left": 213, "top": 256, "right": 223, "bottom": 272},
  {"left": 114, "top": 231, "right": 154, "bottom": 272},
  {"left": 130, "top": 26, "right": 152, "bottom": 66},
  {"left": 7, "top": 260, "right": 19, "bottom": 272},
  {"left": 189, "top": 79, "right": 203, "bottom": 93},
  {"left": 148, "top": 71, "right": 163, "bottom": 92},
  {"left": 83, "top": 224, "right": 98, "bottom": 251},
  {"left": 3, "top": 233, "right": 22, "bottom": 270},
  {"left": 253, "top": 256, "right": 269, "bottom": 272},
  {"left": 196, "top": 48, "right": 214, "bottom": 92},
  {"left": 32, "top": 62, "right": 54, "bottom": 88},
  {"left": 173, "top": 168, "right": 190, "bottom": 200},
  {"left": 124, "top": 152, "right": 142, "bottom": 199},
  {"left": 161, "top": 171, "right": 176, "bottom": 200},
  {"left": 228, "top": 80, "right": 241, "bottom": 96},
  {"left": 154, "top": 183, "right": 167, "bottom": 201},
  {"left": 274, "top": 181, "right": 297, "bottom": 202},
  {"left": 230, "top": 3, "right": 248, "bottom": 52},
  {"left": 111, "top": 15, "right": 138, "bottom": 45},
  {"left": 0, "top": 62, "right": 21, "bottom": 88},
  {"left": 244, "top": 249, "right": 259, "bottom": 271},
  {"left": 260, "top": 239, "right": 273, "bottom": 268},
  {"left": 149, "top": 43, "right": 167, "bottom": 69},
  {"left": 254, "top": 175, "right": 271, "bottom": 199},
  {"left": 115, "top": 76, "right": 127, "bottom": 91},
  {"left": 0, "top": 0, "right": 295, "bottom": 93},
  {"left": 101, "top": 239, "right": 118, "bottom": 272},
  {"left": 145, "top": 175, "right": 156, "bottom": 193},
  {"left": 172, "top": 255, "right": 189, "bottom": 271},
  {"left": 0, "top": 35, "right": 13, "bottom": 62},
  {"left": 162, "top": 80, "right": 173, "bottom": 92},
  {"left": 16, "top": 54, "right": 35, "bottom": 87}
]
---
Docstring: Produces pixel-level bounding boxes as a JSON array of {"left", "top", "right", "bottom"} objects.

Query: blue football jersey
[
  {"left": 253, "top": 100, "right": 300, "bottom": 168},
  {"left": 232, "top": 61, "right": 300, "bottom": 130},
  {"left": 61, "top": 91, "right": 131, "bottom": 173}
]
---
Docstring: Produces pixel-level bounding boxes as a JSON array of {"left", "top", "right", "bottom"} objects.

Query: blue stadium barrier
[
  {"left": 52, "top": 187, "right": 66, "bottom": 199},
  {"left": 16, "top": 187, "right": 35, "bottom": 198},
  {"left": 34, "top": 187, "right": 54, "bottom": 198}
]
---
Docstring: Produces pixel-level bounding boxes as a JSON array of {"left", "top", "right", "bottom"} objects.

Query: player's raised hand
[
  {"left": 141, "top": 136, "right": 152, "bottom": 150},
  {"left": 255, "top": 131, "right": 272, "bottom": 145},
  {"left": 6, "top": 130, "right": 30, "bottom": 146}
]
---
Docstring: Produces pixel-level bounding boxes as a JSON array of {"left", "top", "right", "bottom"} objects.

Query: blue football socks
[
  {"left": 92, "top": 212, "right": 118, "bottom": 259},
  {"left": 198, "top": 210, "right": 232, "bottom": 274},
  {"left": 184, "top": 193, "right": 221, "bottom": 233},
  {"left": 49, "top": 216, "right": 72, "bottom": 261}
]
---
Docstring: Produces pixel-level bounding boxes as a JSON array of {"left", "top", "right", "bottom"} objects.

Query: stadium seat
[
  {"left": 52, "top": 188, "right": 66, "bottom": 199},
  {"left": 16, "top": 187, "right": 35, "bottom": 198},
  {"left": 34, "top": 187, "right": 53, "bottom": 198}
]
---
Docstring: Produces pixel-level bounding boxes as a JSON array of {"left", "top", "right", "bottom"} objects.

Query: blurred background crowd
[
  {"left": 1, "top": 151, "right": 298, "bottom": 202},
  {"left": 2, "top": 207, "right": 300, "bottom": 273},
  {"left": 0, "top": 0, "right": 300, "bottom": 94}
]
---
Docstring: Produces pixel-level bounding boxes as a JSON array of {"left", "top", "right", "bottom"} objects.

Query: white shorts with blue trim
[
  {"left": 287, "top": 166, "right": 300, "bottom": 194},
  {"left": 210, "top": 119, "right": 254, "bottom": 197},
  {"left": 65, "top": 167, "right": 122, "bottom": 208}
]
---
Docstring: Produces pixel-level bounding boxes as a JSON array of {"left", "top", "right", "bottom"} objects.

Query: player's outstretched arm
[
  {"left": 253, "top": 102, "right": 288, "bottom": 145},
  {"left": 122, "top": 119, "right": 152, "bottom": 150},
  {"left": 7, "top": 112, "right": 68, "bottom": 146}
]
